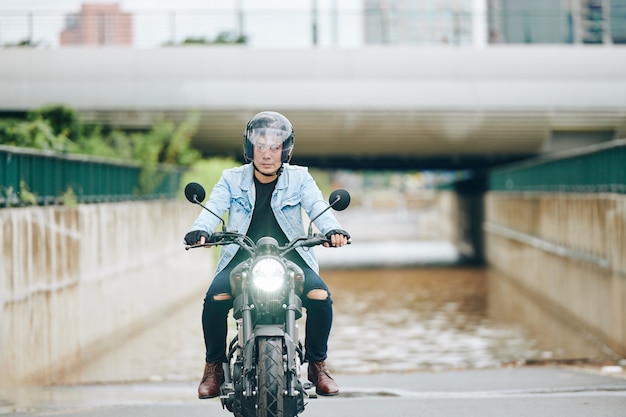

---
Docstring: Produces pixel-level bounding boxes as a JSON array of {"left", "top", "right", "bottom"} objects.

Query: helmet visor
[{"left": 248, "top": 128, "right": 292, "bottom": 152}]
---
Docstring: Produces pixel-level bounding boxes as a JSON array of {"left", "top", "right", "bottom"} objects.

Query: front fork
[{"left": 221, "top": 291, "right": 306, "bottom": 409}]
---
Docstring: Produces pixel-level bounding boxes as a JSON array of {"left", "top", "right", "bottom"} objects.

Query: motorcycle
[{"left": 183, "top": 181, "right": 350, "bottom": 417}]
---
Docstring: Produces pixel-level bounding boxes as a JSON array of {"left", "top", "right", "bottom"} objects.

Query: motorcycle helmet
[{"left": 243, "top": 111, "right": 295, "bottom": 163}]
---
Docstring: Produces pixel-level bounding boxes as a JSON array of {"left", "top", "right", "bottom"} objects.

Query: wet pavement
[
  {"left": 328, "top": 267, "right": 532, "bottom": 374},
  {"left": 26, "top": 265, "right": 615, "bottom": 387},
  {"left": 3, "top": 264, "right": 624, "bottom": 415},
  {"left": 3, "top": 366, "right": 626, "bottom": 416},
  {"left": 2, "top": 204, "right": 625, "bottom": 415}
]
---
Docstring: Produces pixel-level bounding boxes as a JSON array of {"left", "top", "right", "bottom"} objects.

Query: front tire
[{"left": 257, "top": 337, "right": 284, "bottom": 417}]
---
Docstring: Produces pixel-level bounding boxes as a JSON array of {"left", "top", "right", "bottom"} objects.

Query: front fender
[
  {"left": 243, "top": 326, "right": 285, "bottom": 372},
  {"left": 243, "top": 330, "right": 302, "bottom": 399}
]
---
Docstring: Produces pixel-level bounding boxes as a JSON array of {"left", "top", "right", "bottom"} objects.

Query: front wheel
[{"left": 257, "top": 337, "right": 284, "bottom": 417}]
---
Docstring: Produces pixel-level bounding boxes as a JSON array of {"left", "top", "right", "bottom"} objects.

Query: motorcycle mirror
[
  {"left": 306, "top": 188, "right": 351, "bottom": 236},
  {"left": 329, "top": 189, "right": 350, "bottom": 211},
  {"left": 185, "top": 182, "right": 206, "bottom": 204},
  {"left": 184, "top": 181, "right": 226, "bottom": 231}
]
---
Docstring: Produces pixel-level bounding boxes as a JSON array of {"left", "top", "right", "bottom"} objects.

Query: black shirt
[
  {"left": 229, "top": 176, "right": 303, "bottom": 266},
  {"left": 247, "top": 176, "right": 288, "bottom": 245}
]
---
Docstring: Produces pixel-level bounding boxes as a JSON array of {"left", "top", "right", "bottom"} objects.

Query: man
[{"left": 184, "top": 111, "right": 350, "bottom": 399}]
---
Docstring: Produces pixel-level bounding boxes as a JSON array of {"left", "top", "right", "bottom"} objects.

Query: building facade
[
  {"left": 487, "top": 0, "right": 626, "bottom": 44},
  {"left": 60, "top": 3, "right": 133, "bottom": 46},
  {"left": 362, "top": 0, "right": 625, "bottom": 45},
  {"left": 363, "top": 0, "right": 488, "bottom": 46}
]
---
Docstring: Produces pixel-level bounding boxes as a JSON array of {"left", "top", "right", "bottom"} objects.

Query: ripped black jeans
[{"left": 202, "top": 260, "right": 333, "bottom": 364}]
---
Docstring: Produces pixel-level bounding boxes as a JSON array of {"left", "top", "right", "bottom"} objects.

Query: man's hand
[
  {"left": 324, "top": 229, "right": 350, "bottom": 248},
  {"left": 184, "top": 230, "right": 210, "bottom": 245}
]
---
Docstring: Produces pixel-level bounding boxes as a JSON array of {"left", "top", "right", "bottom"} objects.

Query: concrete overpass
[{"left": 1, "top": 46, "right": 626, "bottom": 169}]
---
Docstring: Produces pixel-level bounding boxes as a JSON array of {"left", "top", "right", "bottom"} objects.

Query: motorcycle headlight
[{"left": 252, "top": 258, "right": 286, "bottom": 292}]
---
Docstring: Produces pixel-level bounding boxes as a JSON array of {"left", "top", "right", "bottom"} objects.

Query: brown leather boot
[
  {"left": 308, "top": 361, "right": 339, "bottom": 396},
  {"left": 198, "top": 362, "right": 224, "bottom": 399}
]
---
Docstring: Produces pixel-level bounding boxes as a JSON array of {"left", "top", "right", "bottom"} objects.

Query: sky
[{"left": 0, "top": 0, "right": 364, "bottom": 48}]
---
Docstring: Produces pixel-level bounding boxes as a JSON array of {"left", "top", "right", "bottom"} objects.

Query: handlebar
[
  {"left": 185, "top": 231, "right": 253, "bottom": 251},
  {"left": 185, "top": 231, "right": 349, "bottom": 252}
]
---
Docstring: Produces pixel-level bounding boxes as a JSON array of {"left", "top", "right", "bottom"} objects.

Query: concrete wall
[
  {"left": 0, "top": 201, "right": 211, "bottom": 387},
  {"left": 484, "top": 192, "right": 626, "bottom": 358}
]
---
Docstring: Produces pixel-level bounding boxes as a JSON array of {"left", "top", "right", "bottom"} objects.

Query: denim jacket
[{"left": 189, "top": 163, "right": 343, "bottom": 274}]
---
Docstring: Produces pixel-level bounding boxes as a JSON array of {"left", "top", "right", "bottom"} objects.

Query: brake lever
[
  {"left": 185, "top": 242, "right": 213, "bottom": 251},
  {"left": 184, "top": 233, "right": 227, "bottom": 250}
]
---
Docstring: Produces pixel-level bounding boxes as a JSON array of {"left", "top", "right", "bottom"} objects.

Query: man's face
[{"left": 252, "top": 136, "right": 283, "bottom": 177}]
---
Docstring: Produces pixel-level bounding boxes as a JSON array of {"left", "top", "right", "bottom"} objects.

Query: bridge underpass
[
  {"left": 1, "top": 46, "right": 625, "bottom": 170},
  {"left": 1, "top": 45, "right": 625, "bottom": 414}
]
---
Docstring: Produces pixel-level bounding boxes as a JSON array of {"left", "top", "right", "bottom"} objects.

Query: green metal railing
[
  {"left": 489, "top": 139, "right": 626, "bottom": 193},
  {"left": 0, "top": 145, "right": 185, "bottom": 207}
]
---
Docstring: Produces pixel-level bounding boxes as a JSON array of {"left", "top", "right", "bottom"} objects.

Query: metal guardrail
[
  {"left": 489, "top": 139, "right": 626, "bottom": 193},
  {"left": 0, "top": 145, "right": 185, "bottom": 207}
]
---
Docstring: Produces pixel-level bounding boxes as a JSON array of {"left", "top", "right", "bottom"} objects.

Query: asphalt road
[{"left": 3, "top": 366, "right": 625, "bottom": 417}]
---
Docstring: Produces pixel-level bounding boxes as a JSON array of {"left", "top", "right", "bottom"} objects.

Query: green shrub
[
  {"left": 27, "top": 104, "right": 81, "bottom": 141},
  {"left": 0, "top": 104, "right": 204, "bottom": 200}
]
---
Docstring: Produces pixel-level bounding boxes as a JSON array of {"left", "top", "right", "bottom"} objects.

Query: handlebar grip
[
  {"left": 185, "top": 242, "right": 209, "bottom": 250},
  {"left": 185, "top": 233, "right": 224, "bottom": 249}
]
